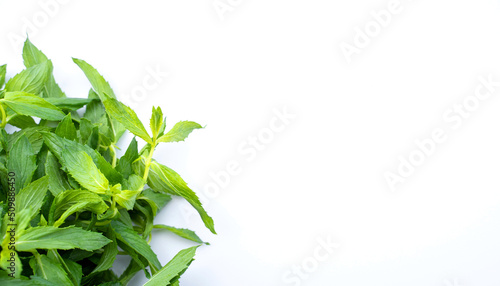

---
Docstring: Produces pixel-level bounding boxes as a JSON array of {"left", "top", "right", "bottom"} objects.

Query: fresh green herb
[{"left": 0, "top": 38, "right": 214, "bottom": 285}]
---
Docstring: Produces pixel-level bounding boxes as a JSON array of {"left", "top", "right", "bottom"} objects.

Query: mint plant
[{"left": 0, "top": 38, "right": 215, "bottom": 285}]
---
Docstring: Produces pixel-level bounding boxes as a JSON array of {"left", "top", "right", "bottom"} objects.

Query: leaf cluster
[{"left": 0, "top": 38, "right": 213, "bottom": 285}]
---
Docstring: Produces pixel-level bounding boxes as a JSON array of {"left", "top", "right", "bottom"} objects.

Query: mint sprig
[{"left": 0, "top": 38, "right": 213, "bottom": 285}]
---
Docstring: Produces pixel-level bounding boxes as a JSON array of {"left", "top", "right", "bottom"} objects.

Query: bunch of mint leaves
[{"left": 0, "top": 38, "right": 215, "bottom": 286}]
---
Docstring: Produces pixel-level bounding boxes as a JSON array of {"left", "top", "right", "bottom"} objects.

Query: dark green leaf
[
  {"left": 116, "top": 137, "right": 138, "bottom": 179},
  {"left": 7, "top": 135, "right": 36, "bottom": 193},
  {"left": 45, "top": 98, "right": 93, "bottom": 110},
  {"left": 45, "top": 152, "right": 71, "bottom": 197},
  {"left": 55, "top": 113, "right": 77, "bottom": 140},
  {"left": 30, "top": 254, "right": 73, "bottom": 286},
  {"left": 111, "top": 220, "right": 162, "bottom": 273},
  {"left": 52, "top": 189, "right": 108, "bottom": 227},
  {"left": 90, "top": 226, "right": 117, "bottom": 275}
]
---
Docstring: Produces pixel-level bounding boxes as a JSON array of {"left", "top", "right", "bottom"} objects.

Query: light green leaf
[
  {"left": 7, "top": 126, "right": 47, "bottom": 155},
  {"left": 72, "top": 58, "right": 126, "bottom": 140},
  {"left": 22, "top": 38, "right": 48, "bottom": 68},
  {"left": 0, "top": 64, "right": 6, "bottom": 88},
  {"left": 61, "top": 148, "right": 109, "bottom": 194},
  {"left": 111, "top": 220, "right": 161, "bottom": 273},
  {"left": 16, "top": 226, "right": 111, "bottom": 252},
  {"left": 72, "top": 58, "right": 116, "bottom": 98},
  {"left": 143, "top": 246, "right": 198, "bottom": 286},
  {"left": 135, "top": 158, "right": 216, "bottom": 234},
  {"left": 157, "top": 121, "right": 202, "bottom": 144},
  {"left": 41, "top": 132, "right": 122, "bottom": 185},
  {"left": 5, "top": 61, "right": 52, "bottom": 95},
  {"left": 101, "top": 94, "right": 152, "bottom": 144},
  {"left": 16, "top": 176, "right": 49, "bottom": 221},
  {"left": 2, "top": 92, "right": 65, "bottom": 121},
  {"left": 6, "top": 115, "right": 37, "bottom": 129},
  {"left": 150, "top": 106, "right": 164, "bottom": 141},
  {"left": 22, "top": 38, "right": 65, "bottom": 98},
  {"left": 0, "top": 249, "right": 22, "bottom": 279},
  {"left": 153, "top": 225, "right": 206, "bottom": 245}
]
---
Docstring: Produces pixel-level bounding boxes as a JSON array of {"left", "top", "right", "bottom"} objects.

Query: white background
[{"left": 1, "top": 0, "right": 500, "bottom": 285}]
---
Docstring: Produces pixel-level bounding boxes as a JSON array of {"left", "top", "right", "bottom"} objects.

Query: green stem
[
  {"left": 50, "top": 249, "right": 79, "bottom": 286},
  {"left": 110, "top": 144, "right": 117, "bottom": 168},
  {"left": 0, "top": 103, "right": 6, "bottom": 128},
  {"left": 142, "top": 142, "right": 156, "bottom": 181}
]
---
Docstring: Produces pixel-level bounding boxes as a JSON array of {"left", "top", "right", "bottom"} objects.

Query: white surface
[{"left": 2, "top": 0, "right": 500, "bottom": 285}]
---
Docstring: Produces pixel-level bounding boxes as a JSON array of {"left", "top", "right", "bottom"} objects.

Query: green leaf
[
  {"left": 90, "top": 226, "right": 117, "bottom": 275},
  {"left": 30, "top": 254, "right": 73, "bottom": 286},
  {"left": 118, "top": 260, "right": 143, "bottom": 285},
  {"left": 17, "top": 176, "right": 49, "bottom": 221},
  {"left": 47, "top": 249, "right": 82, "bottom": 286},
  {"left": 2, "top": 92, "right": 65, "bottom": 121},
  {"left": 157, "top": 121, "right": 202, "bottom": 144},
  {"left": 111, "top": 220, "right": 162, "bottom": 273},
  {"left": 7, "top": 135, "right": 36, "bottom": 193},
  {"left": 0, "top": 65, "right": 6, "bottom": 88},
  {"left": 52, "top": 189, "right": 108, "bottom": 227},
  {"left": 72, "top": 58, "right": 126, "bottom": 140},
  {"left": 7, "top": 126, "right": 48, "bottom": 155},
  {"left": 83, "top": 90, "right": 105, "bottom": 123},
  {"left": 45, "top": 152, "right": 71, "bottom": 197},
  {"left": 143, "top": 246, "right": 198, "bottom": 286},
  {"left": 22, "top": 38, "right": 65, "bottom": 99},
  {"left": 6, "top": 115, "right": 37, "bottom": 129},
  {"left": 55, "top": 113, "right": 77, "bottom": 140},
  {"left": 135, "top": 158, "right": 216, "bottom": 234},
  {"left": 101, "top": 94, "right": 152, "bottom": 144},
  {"left": 61, "top": 148, "right": 109, "bottom": 194},
  {"left": 138, "top": 189, "right": 172, "bottom": 216},
  {"left": 72, "top": 58, "right": 116, "bottom": 98},
  {"left": 5, "top": 61, "right": 52, "bottom": 95},
  {"left": 150, "top": 106, "right": 164, "bottom": 141},
  {"left": 153, "top": 225, "right": 207, "bottom": 245},
  {"left": 45, "top": 98, "right": 93, "bottom": 110},
  {"left": 22, "top": 38, "right": 48, "bottom": 67},
  {"left": 16, "top": 226, "right": 111, "bottom": 252},
  {"left": 0, "top": 275, "right": 56, "bottom": 286},
  {"left": 116, "top": 137, "right": 138, "bottom": 179},
  {"left": 41, "top": 132, "right": 122, "bottom": 185}
]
